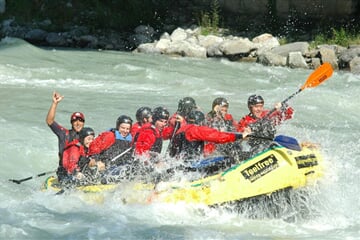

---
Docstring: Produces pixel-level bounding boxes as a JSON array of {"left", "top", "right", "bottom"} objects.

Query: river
[{"left": 0, "top": 37, "right": 359, "bottom": 239}]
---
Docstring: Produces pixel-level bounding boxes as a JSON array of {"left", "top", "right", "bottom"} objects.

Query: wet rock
[
  {"left": 46, "top": 32, "right": 68, "bottom": 47},
  {"left": 170, "top": 27, "right": 188, "bottom": 42},
  {"left": 318, "top": 46, "right": 339, "bottom": 70},
  {"left": 219, "top": 37, "right": 255, "bottom": 56},
  {"left": 338, "top": 47, "right": 360, "bottom": 69},
  {"left": 25, "top": 29, "right": 48, "bottom": 44},
  {"left": 257, "top": 52, "right": 287, "bottom": 66},
  {"left": 271, "top": 42, "right": 310, "bottom": 57},
  {"left": 288, "top": 52, "right": 308, "bottom": 69},
  {"left": 164, "top": 40, "right": 207, "bottom": 58},
  {"left": 252, "top": 33, "right": 280, "bottom": 56},
  {"left": 349, "top": 57, "right": 360, "bottom": 74}
]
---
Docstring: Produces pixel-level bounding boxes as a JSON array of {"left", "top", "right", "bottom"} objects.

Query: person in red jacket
[
  {"left": 206, "top": 97, "right": 237, "bottom": 132},
  {"left": 169, "top": 110, "right": 247, "bottom": 161},
  {"left": 237, "top": 94, "right": 294, "bottom": 156},
  {"left": 133, "top": 106, "right": 174, "bottom": 157},
  {"left": 60, "top": 127, "right": 95, "bottom": 182},
  {"left": 131, "top": 106, "right": 152, "bottom": 137},
  {"left": 237, "top": 94, "right": 294, "bottom": 133}
]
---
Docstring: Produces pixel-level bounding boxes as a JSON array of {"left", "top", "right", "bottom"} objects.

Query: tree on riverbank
[{"left": 1, "top": 0, "right": 360, "bottom": 48}]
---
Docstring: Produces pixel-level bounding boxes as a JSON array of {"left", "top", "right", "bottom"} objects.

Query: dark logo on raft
[
  {"left": 295, "top": 154, "right": 318, "bottom": 169},
  {"left": 241, "top": 154, "right": 279, "bottom": 182}
]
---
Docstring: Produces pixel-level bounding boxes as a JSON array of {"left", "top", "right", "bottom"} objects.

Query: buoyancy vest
[
  {"left": 57, "top": 129, "right": 80, "bottom": 180},
  {"left": 98, "top": 138, "right": 133, "bottom": 166},
  {"left": 170, "top": 130, "right": 204, "bottom": 160},
  {"left": 133, "top": 125, "right": 163, "bottom": 154},
  {"left": 64, "top": 129, "right": 79, "bottom": 148},
  {"left": 206, "top": 111, "right": 235, "bottom": 132},
  {"left": 151, "top": 132, "right": 163, "bottom": 153},
  {"left": 57, "top": 140, "right": 82, "bottom": 180}
]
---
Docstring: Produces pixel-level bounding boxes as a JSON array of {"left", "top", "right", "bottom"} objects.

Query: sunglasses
[{"left": 71, "top": 117, "right": 85, "bottom": 123}]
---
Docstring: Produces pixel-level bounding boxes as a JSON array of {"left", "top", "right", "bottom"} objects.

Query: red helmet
[{"left": 70, "top": 112, "right": 85, "bottom": 122}]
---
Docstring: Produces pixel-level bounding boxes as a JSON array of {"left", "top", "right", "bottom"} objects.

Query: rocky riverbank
[
  {"left": 1, "top": 17, "right": 360, "bottom": 74},
  {"left": 135, "top": 27, "right": 360, "bottom": 74}
]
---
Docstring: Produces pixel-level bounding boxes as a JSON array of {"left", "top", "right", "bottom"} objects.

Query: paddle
[
  {"left": 110, "top": 147, "right": 133, "bottom": 163},
  {"left": 9, "top": 170, "right": 56, "bottom": 184},
  {"left": 165, "top": 120, "right": 181, "bottom": 156},
  {"left": 266, "top": 62, "right": 334, "bottom": 117}
]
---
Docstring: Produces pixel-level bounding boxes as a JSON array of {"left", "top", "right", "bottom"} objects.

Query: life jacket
[
  {"left": 170, "top": 129, "right": 204, "bottom": 160},
  {"left": 57, "top": 140, "right": 82, "bottom": 180},
  {"left": 64, "top": 129, "right": 79, "bottom": 148},
  {"left": 57, "top": 129, "right": 80, "bottom": 180},
  {"left": 206, "top": 111, "right": 235, "bottom": 132},
  {"left": 151, "top": 132, "right": 163, "bottom": 153},
  {"left": 133, "top": 125, "right": 163, "bottom": 154},
  {"left": 99, "top": 138, "right": 133, "bottom": 166}
]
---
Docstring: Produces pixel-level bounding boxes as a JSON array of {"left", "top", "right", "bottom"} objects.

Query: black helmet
[
  {"left": 187, "top": 110, "right": 205, "bottom": 125},
  {"left": 152, "top": 106, "right": 169, "bottom": 122},
  {"left": 248, "top": 94, "right": 264, "bottom": 107},
  {"left": 212, "top": 97, "right": 229, "bottom": 110},
  {"left": 135, "top": 107, "right": 152, "bottom": 123},
  {"left": 79, "top": 127, "right": 95, "bottom": 144},
  {"left": 116, "top": 115, "right": 133, "bottom": 129},
  {"left": 177, "top": 97, "right": 196, "bottom": 116}
]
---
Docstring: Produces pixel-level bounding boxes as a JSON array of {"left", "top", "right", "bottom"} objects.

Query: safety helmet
[
  {"left": 152, "top": 106, "right": 169, "bottom": 122},
  {"left": 187, "top": 110, "right": 205, "bottom": 125},
  {"left": 70, "top": 112, "right": 85, "bottom": 123},
  {"left": 177, "top": 97, "right": 196, "bottom": 116},
  {"left": 248, "top": 94, "right": 264, "bottom": 107},
  {"left": 79, "top": 127, "right": 95, "bottom": 144},
  {"left": 212, "top": 97, "right": 229, "bottom": 110},
  {"left": 135, "top": 107, "right": 152, "bottom": 123},
  {"left": 116, "top": 115, "right": 133, "bottom": 129}
]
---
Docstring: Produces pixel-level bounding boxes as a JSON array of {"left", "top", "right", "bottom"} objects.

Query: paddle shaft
[
  {"left": 165, "top": 120, "right": 180, "bottom": 155},
  {"left": 265, "top": 63, "right": 333, "bottom": 118},
  {"left": 265, "top": 88, "right": 302, "bottom": 117},
  {"left": 9, "top": 170, "right": 56, "bottom": 184},
  {"left": 110, "top": 147, "right": 133, "bottom": 162}
]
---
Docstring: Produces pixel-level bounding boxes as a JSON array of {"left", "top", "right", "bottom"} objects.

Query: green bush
[
  {"left": 197, "top": 0, "right": 221, "bottom": 35},
  {"left": 311, "top": 28, "right": 360, "bottom": 48}
]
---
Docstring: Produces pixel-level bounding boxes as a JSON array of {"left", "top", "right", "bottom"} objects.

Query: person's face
[
  {"left": 155, "top": 119, "right": 167, "bottom": 131},
  {"left": 71, "top": 118, "right": 85, "bottom": 132},
  {"left": 250, "top": 103, "right": 264, "bottom": 118},
  {"left": 143, "top": 116, "right": 152, "bottom": 124},
  {"left": 118, "top": 123, "right": 131, "bottom": 137},
  {"left": 83, "top": 135, "right": 94, "bottom": 148},
  {"left": 219, "top": 105, "right": 228, "bottom": 115}
]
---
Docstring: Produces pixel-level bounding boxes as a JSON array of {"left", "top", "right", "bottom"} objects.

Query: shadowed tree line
[{"left": 1, "top": 0, "right": 360, "bottom": 42}]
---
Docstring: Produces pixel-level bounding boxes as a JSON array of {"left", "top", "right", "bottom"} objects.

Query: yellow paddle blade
[{"left": 300, "top": 62, "right": 334, "bottom": 90}]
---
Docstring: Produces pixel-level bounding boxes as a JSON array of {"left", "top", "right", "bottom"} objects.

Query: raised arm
[{"left": 46, "top": 91, "right": 64, "bottom": 125}]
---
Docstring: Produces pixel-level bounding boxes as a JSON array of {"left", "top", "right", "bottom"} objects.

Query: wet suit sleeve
[
  {"left": 88, "top": 131, "right": 115, "bottom": 156},
  {"left": 185, "top": 125, "right": 236, "bottom": 143},
  {"left": 267, "top": 105, "right": 294, "bottom": 125},
  {"left": 48, "top": 121, "right": 67, "bottom": 154}
]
